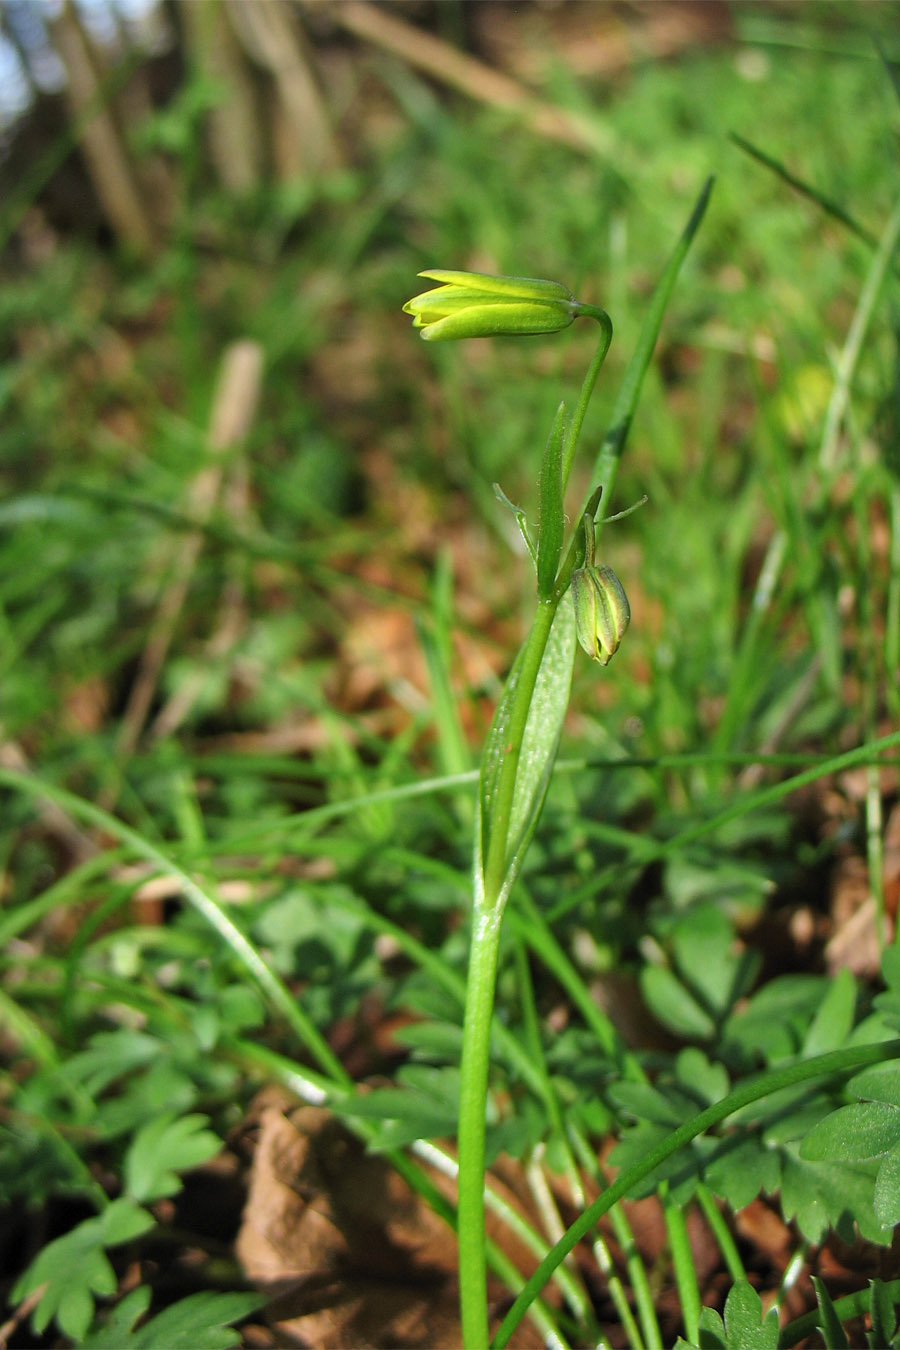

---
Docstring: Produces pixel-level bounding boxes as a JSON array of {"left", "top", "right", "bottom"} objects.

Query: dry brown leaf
[
  {"left": 733, "top": 1198, "right": 793, "bottom": 1273},
  {"left": 236, "top": 1105, "right": 460, "bottom": 1347},
  {"left": 237, "top": 1104, "right": 562, "bottom": 1347},
  {"left": 883, "top": 801, "right": 900, "bottom": 924},
  {"left": 473, "top": 0, "right": 733, "bottom": 83},
  {"left": 826, "top": 891, "right": 889, "bottom": 979}
]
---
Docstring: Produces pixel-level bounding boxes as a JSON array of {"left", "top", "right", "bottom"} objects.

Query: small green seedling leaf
[
  {"left": 781, "top": 1151, "right": 886, "bottom": 1245},
  {"left": 719, "top": 1281, "right": 779, "bottom": 1350},
  {"left": 124, "top": 1114, "right": 222, "bottom": 1203},
  {"left": 874, "top": 1142, "right": 900, "bottom": 1226},
  {"left": 641, "top": 965, "right": 717, "bottom": 1039},
  {"left": 695, "top": 1305, "right": 727, "bottom": 1349},
  {"left": 675, "top": 1048, "right": 730, "bottom": 1106},
  {"left": 686, "top": 1283, "right": 779, "bottom": 1350},
  {"left": 800, "top": 1101, "right": 900, "bottom": 1163},
  {"left": 81, "top": 1286, "right": 152, "bottom": 1346},
  {"left": 802, "top": 967, "right": 857, "bottom": 1056},
  {"left": 13, "top": 1198, "right": 154, "bottom": 1342},
  {"left": 670, "top": 905, "right": 751, "bottom": 1019},
  {"left": 703, "top": 1133, "right": 781, "bottom": 1212},
  {"left": 82, "top": 1289, "right": 263, "bottom": 1349}
]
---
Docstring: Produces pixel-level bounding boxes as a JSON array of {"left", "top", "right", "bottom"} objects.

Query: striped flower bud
[
  {"left": 571, "top": 563, "right": 631, "bottom": 666},
  {"left": 403, "top": 269, "right": 578, "bottom": 341}
]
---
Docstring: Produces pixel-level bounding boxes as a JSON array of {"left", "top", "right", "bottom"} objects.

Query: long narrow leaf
[
  {"left": 591, "top": 176, "right": 714, "bottom": 515},
  {"left": 477, "top": 592, "right": 575, "bottom": 909},
  {"left": 730, "top": 132, "right": 880, "bottom": 252}
]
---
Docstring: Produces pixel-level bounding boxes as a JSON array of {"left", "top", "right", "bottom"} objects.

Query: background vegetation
[{"left": 3, "top": 2, "right": 900, "bottom": 1346}]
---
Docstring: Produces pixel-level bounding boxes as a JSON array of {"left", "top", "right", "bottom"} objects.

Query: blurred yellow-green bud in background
[
  {"left": 571, "top": 563, "right": 631, "bottom": 666},
  {"left": 404, "top": 269, "right": 578, "bottom": 340}
]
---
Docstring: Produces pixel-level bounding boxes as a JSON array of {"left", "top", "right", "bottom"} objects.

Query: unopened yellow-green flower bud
[
  {"left": 403, "top": 269, "right": 578, "bottom": 341},
  {"left": 571, "top": 563, "right": 631, "bottom": 666}
]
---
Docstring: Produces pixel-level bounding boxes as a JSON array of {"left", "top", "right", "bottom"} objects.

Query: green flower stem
[
  {"left": 695, "top": 1181, "right": 747, "bottom": 1284},
  {"left": 662, "top": 1193, "right": 701, "bottom": 1345},
  {"left": 560, "top": 307, "right": 613, "bottom": 492},
  {"left": 458, "top": 309, "right": 618, "bottom": 1347},
  {"left": 459, "top": 597, "right": 565, "bottom": 1346},
  {"left": 458, "top": 902, "right": 504, "bottom": 1349},
  {"left": 458, "top": 590, "right": 562, "bottom": 1348}
]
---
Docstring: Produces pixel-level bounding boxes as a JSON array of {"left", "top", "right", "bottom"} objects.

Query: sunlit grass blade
[
  {"left": 729, "top": 132, "right": 881, "bottom": 252},
  {"left": 0, "top": 766, "right": 349, "bottom": 1087},
  {"left": 591, "top": 176, "right": 714, "bottom": 517}
]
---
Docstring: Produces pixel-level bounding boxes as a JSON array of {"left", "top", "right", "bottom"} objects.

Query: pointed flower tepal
[{"left": 404, "top": 269, "right": 579, "bottom": 341}]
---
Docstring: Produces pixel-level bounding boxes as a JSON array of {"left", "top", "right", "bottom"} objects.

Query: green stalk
[
  {"left": 663, "top": 1195, "right": 701, "bottom": 1345},
  {"left": 695, "top": 1181, "right": 747, "bottom": 1284},
  {"left": 458, "top": 904, "right": 505, "bottom": 1347},
  {"left": 561, "top": 306, "right": 614, "bottom": 489},
  {"left": 458, "top": 305, "right": 619, "bottom": 1345},
  {"left": 455, "top": 188, "right": 713, "bottom": 1346},
  {"left": 459, "top": 602, "right": 561, "bottom": 1345}
]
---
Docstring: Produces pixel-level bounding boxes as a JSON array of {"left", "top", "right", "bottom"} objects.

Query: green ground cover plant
[{"left": 3, "top": 4, "right": 900, "bottom": 1346}]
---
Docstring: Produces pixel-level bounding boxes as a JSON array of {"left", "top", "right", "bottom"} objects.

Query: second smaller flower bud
[{"left": 571, "top": 564, "right": 631, "bottom": 666}]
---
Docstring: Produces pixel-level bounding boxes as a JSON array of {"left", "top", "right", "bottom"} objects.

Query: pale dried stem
[
  {"left": 309, "top": 0, "right": 609, "bottom": 157},
  {"left": 49, "top": 0, "right": 156, "bottom": 254},
  {"left": 178, "top": 0, "right": 264, "bottom": 193},
  {"left": 115, "top": 341, "right": 264, "bottom": 762},
  {"left": 0, "top": 738, "right": 96, "bottom": 863},
  {"left": 227, "top": 0, "right": 343, "bottom": 177},
  {"left": 149, "top": 461, "right": 252, "bottom": 743}
]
